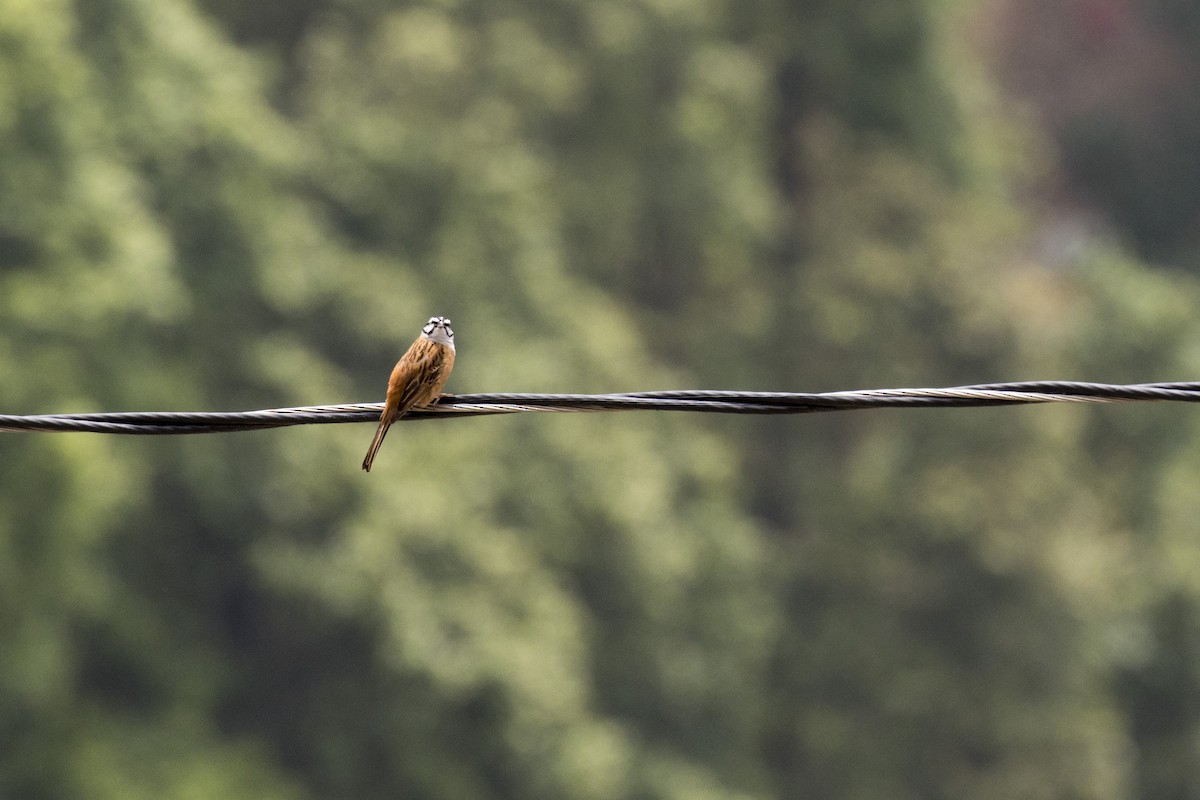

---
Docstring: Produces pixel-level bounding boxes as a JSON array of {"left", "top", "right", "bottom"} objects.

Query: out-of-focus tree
[
  {"left": 6, "top": 0, "right": 1200, "bottom": 798},
  {"left": 203, "top": 0, "right": 1199, "bottom": 797},
  {"left": 1, "top": 1, "right": 770, "bottom": 798}
]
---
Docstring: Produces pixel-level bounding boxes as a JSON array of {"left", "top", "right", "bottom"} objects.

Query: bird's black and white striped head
[{"left": 421, "top": 315, "right": 454, "bottom": 349}]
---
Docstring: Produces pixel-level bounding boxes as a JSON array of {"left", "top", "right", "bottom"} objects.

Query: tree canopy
[{"left": 2, "top": 1, "right": 1199, "bottom": 798}]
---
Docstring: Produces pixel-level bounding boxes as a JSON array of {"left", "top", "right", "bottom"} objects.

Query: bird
[{"left": 361, "top": 315, "right": 456, "bottom": 472}]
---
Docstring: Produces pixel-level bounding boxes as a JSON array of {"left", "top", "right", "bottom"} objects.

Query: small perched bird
[{"left": 362, "top": 315, "right": 456, "bottom": 472}]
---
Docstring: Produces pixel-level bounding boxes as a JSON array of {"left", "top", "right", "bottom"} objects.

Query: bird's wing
[{"left": 392, "top": 347, "right": 450, "bottom": 415}]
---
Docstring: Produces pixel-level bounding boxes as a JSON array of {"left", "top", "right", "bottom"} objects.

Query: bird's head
[{"left": 421, "top": 316, "right": 454, "bottom": 348}]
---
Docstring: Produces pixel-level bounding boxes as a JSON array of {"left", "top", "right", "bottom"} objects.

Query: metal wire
[{"left": 0, "top": 381, "right": 1198, "bottom": 435}]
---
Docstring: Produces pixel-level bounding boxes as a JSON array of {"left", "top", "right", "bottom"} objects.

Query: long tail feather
[{"left": 361, "top": 419, "right": 392, "bottom": 472}]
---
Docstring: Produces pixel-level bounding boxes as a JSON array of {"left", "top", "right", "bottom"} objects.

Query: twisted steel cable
[{"left": 0, "top": 381, "right": 1198, "bottom": 435}]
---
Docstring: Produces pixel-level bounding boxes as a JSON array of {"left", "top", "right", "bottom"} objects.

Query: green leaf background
[{"left": 2, "top": 0, "right": 1199, "bottom": 798}]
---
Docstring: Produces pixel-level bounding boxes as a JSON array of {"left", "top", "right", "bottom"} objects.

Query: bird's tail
[{"left": 361, "top": 418, "right": 391, "bottom": 472}]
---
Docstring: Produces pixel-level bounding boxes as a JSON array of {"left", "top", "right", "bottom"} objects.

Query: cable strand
[{"left": 2, "top": 380, "right": 1198, "bottom": 435}]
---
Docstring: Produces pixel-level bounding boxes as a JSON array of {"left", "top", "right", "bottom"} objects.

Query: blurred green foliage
[{"left": 2, "top": 0, "right": 1200, "bottom": 798}]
